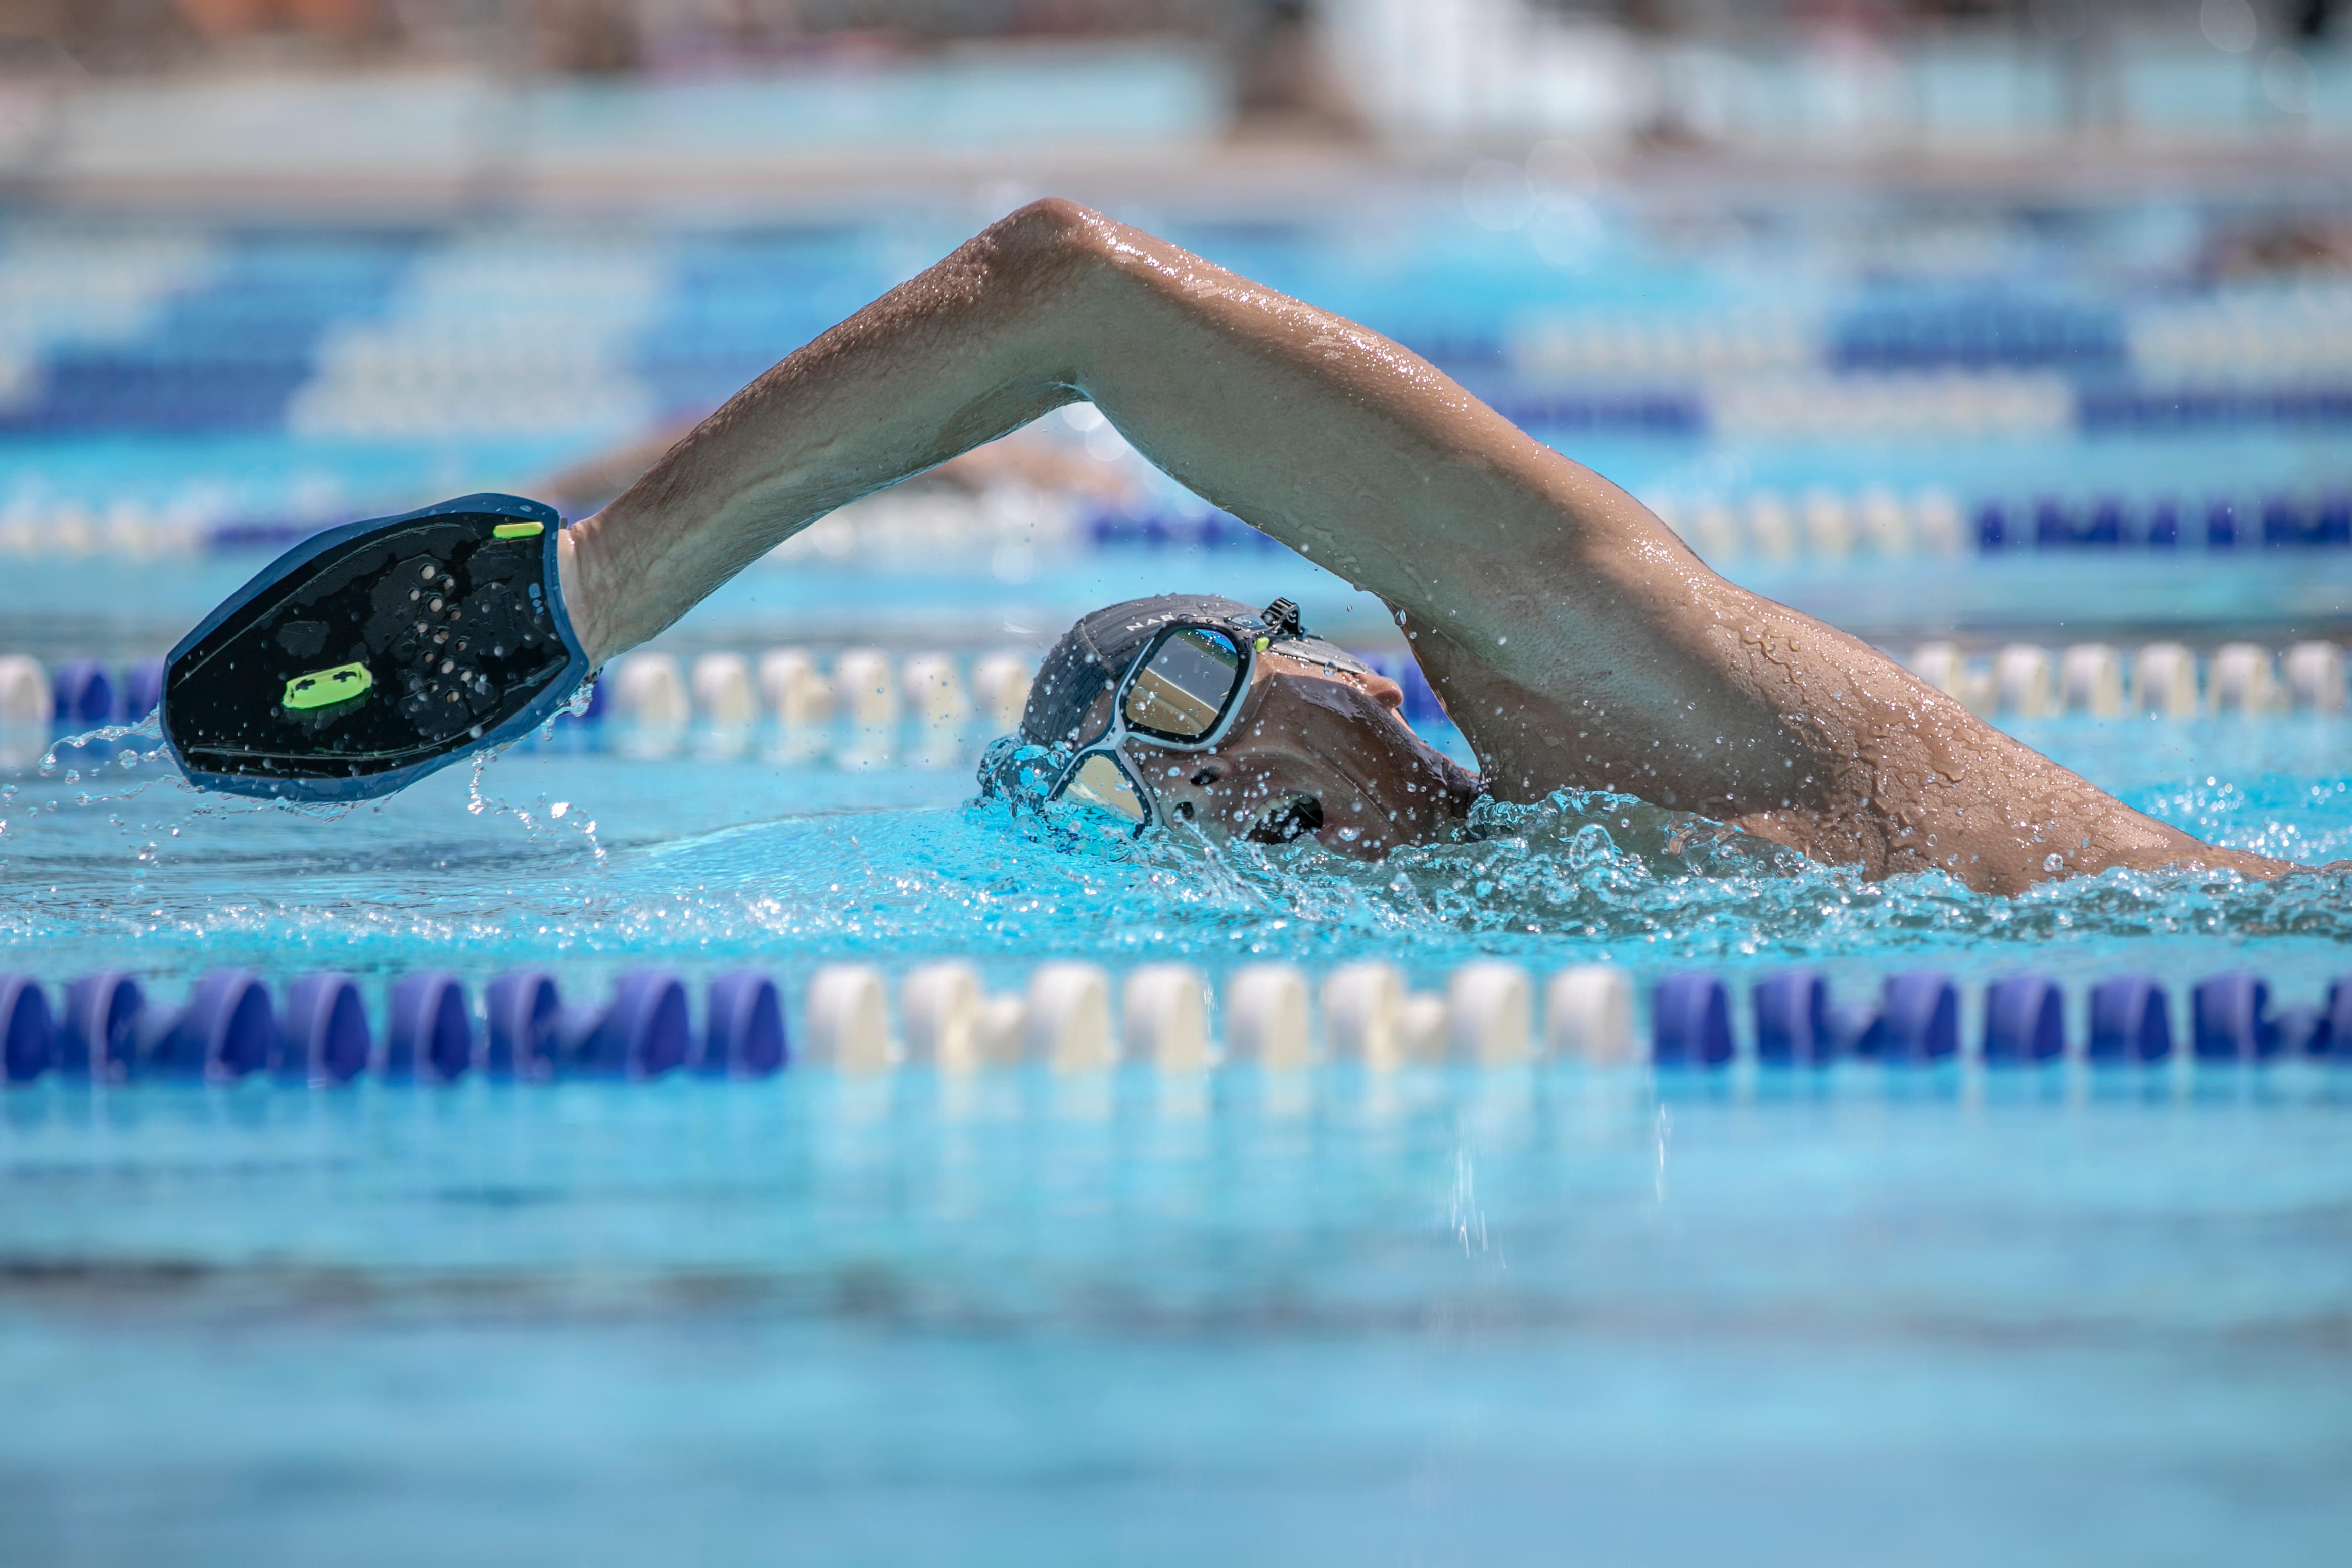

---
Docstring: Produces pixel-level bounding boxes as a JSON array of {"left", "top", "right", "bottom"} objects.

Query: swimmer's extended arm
[{"left": 564, "top": 200, "right": 2281, "bottom": 893}]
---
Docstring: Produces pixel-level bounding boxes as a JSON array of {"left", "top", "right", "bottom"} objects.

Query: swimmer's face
[{"left": 1110, "top": 651, "right": 1463, "bottom": 859}]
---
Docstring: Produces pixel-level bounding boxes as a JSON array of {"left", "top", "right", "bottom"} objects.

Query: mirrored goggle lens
[
  {"left": 1060, "top": 750, "right": 1150, "bottom": 825},
  {"left": 1122, "top": 627, "right": 1244, "bottom": 741}
]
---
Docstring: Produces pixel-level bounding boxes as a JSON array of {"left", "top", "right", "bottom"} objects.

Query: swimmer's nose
[{"left": 1364, "top": 674, "right": 1405, "bottom": 713}]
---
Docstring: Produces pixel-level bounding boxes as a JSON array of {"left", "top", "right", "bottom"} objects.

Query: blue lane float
[
  {"left": 1653, "top": 973, "right": 1733, "bottom": 1067},
  {"left": 1753, "top": 971, "right": 1829, "bottom": 1066},
  {"left": 1968, "top": 492, "right": 2352, "bottom": 553},
  {"left": 1982, "top": 974, "right": 2066, "bottom": 1063},
  {"left": 1, "top": 974, "right": 54, "bottom": 1083},
  {"left": 703, "top": 971, "right": 788, "bottom": 1077},
  {"left": 2090, "top": 976, "right": 2173, "bottom": 1063},
  {"left": 280, "top": 973, "right": 371, "bottom": 1086},
  {"left": 60, "top": 973, "right": 143, "bottom": 1081},
  {"left": 386, "top": 972, "right": 474, "bottom": 1083},
  {"left": 571, "top": 971, "right": 691, "bottom": 1080},
  {"left": 151, "top": 971, "right": 274, "bottom": 1083},
  {"left": 49, "top": 659, "right": 115, "bottom": 725},
  {"left": 1877, "top": 973, "right": 1960, "bottom": 1065},
  {"left": 2193, "top": 973, "right": 2278, "bottom": 1062},
  {"left": 485, "top": 970, "right": 562, "bottom": 1081}
]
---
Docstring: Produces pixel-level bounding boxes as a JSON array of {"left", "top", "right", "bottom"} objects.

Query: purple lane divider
[
  {"left": 1, "top": 975, "right": 55, "bottom": 1083},
  {"left": 62, "top": 973, "right": 144, "bottom": 1082},
  {"left": 50, "top": 659, "right": 114, "bottom": 726},
  {"left": 1877, "top": 972, "right": 1959, "bottom": 1065},
  {"left": 385, "top": 972, "right": 473, "bottom": 1083},
  {"left": 485, "top": 971, "right": 562, "bottom": 1081},
  {"left": 154, "top": 971, "right": 274, "bottom": 1082},
  {"left": 703, "top": 972, "right": 787, "bottom": 1077},
  {"left": 2193, "top": 973, "right": 2276, "bottom": 1062},
  {"left": 279, "top": 974, "right": 371, "bottom": 1085},
  {"left": 574, "top": 971, "right": 690, "bottom": 1079},
  {"left": 2090, "top": 976, "right": 2172, "bottom": 1063},
  {"left": 1982, "top": 975, "right": 2066, "bottom": 1064},
  {"left": 1652, "top": 973, "right": 1732, "bottom": 1067},
  {"left": 1752, "top": 971, "right": 1829, "bottom": 1067}
]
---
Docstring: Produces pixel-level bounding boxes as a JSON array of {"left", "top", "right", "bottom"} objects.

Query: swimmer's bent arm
[{"left": 561, "top": 199, "right": 2279, "bottom": 894}]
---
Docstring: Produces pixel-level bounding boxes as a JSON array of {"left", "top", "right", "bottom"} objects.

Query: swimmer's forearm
[
  {"left": 560, "top": 199, "right": 1653, "bottom": 664},
  {"left": 559, "top": 210, "right": 1097, "bottom": 661}
]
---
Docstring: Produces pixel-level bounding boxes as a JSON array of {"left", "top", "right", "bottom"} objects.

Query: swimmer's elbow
[
  {"left": 981, "top": 198, "right": 1119, "bottom": 277},
  {"left": 1000, "top": 196, "right": 1107, "bottom": 236}
]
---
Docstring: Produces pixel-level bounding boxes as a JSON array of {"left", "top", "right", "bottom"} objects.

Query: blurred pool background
[{"left": 2, "top": 3, "right": 2350, "bottom": 1564}]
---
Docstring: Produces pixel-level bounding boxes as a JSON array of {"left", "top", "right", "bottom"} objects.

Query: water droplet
[{"left": 2044, "top": 852, "right": 2064, "bottom": 873}]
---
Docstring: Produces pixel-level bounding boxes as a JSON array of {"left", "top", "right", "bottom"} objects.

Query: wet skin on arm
[{"left": 557, "top": 199, "right": 2289, "bottom": 894}]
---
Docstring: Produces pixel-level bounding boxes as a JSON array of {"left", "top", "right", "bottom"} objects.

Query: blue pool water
[
  {"left": 4, "top": 191, "right": 2350, "bottom": 1562},
  {"left": 4, "top": 1065, "right": 2349, "bottom": 1565}
]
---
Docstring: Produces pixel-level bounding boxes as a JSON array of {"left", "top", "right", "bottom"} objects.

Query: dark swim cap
[{"left": 1015, "top": 593, "right": 1371, "bottom": 748}]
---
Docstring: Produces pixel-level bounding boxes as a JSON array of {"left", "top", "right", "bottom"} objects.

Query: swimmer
[
  {"left": 173, "top": 201, "right": 2287, "bottom": 894},
  {"left": 547, "top": 201, "right": 2288, "bottom": 895}
]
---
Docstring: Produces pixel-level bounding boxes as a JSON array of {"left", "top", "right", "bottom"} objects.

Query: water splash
[
  {"left": 469, "top": 746, "right": 606, "bottom": 863},
  {"left": 1450, "top": 1148, "right": 1487, "bottom": 1259},
  {"left": 1654, "top": 1103, "right": 1672, "bottom": 1205},
  {"left": 38, "top": 709, "right": 168, "bottom": 783},
  {"left": 4, "top": 733, "right": 2348, "bottom": 993}
]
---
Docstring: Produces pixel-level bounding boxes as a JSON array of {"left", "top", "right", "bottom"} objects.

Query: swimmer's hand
[{"left": 160, "top": 494, "right": 589, "bottom": 802}]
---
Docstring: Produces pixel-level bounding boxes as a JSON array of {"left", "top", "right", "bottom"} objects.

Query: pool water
[
  {"left": 4, "top": 1064, "right": 2348, "bottom": 1565},
  {"left": 3, "top": 190, "right": 2350, "bottom": 1563}
]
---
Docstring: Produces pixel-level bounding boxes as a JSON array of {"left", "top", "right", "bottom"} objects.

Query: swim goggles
[{"left": 1047, "top": 620, "right": 1261, "bottom": 831}]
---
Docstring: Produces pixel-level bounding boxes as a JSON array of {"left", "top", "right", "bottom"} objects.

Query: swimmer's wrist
[{"left": 556, "top": 518, "right": 619, "bottom": 668}]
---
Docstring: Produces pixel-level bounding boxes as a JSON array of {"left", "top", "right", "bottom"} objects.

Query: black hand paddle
[{"left": 161, "top": 493, "right": 590, "bottom": 802}]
